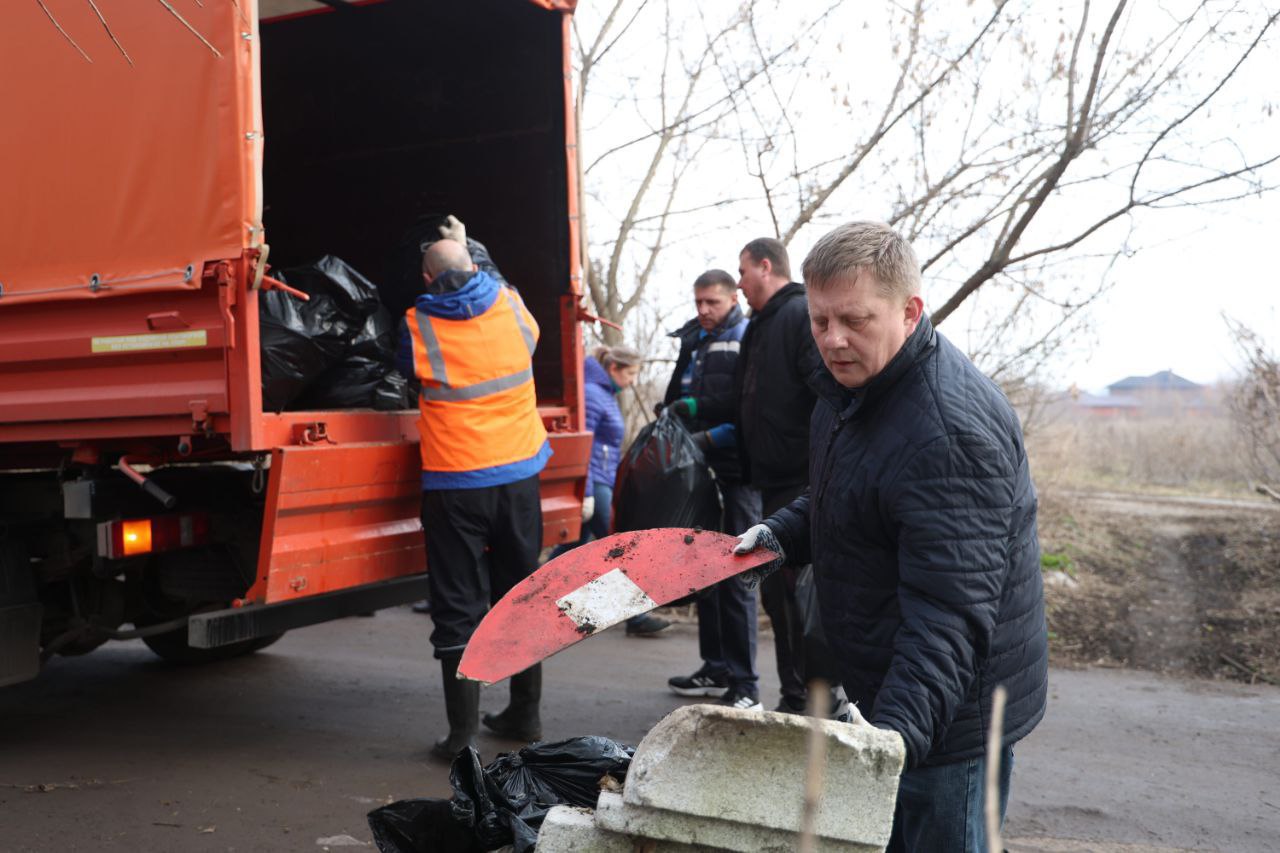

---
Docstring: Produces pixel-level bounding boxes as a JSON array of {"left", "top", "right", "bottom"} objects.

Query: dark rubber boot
[
  {"left": 432, "top": 655, "right": 480, "bottom": 761},
  {"left": 482, "top": 663, "right": 542, "bottom": 741}
]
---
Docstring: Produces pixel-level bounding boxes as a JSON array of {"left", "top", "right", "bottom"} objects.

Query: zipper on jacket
[{"left": 815, "top": 414, "right": 846, "bottom": 510}]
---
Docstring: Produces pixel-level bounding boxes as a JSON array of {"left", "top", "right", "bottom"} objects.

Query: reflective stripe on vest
[{"left": 420, "top": 368, "right": 534, "bottom": 402}]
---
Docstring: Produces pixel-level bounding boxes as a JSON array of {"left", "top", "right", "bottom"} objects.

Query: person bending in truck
[
  {"left": 659, "top": 270, "right": 763, "bottom": 709},
  {"left": 734, "top": 221, "right": 1048, "bottom": 851},
  {"left": 396, "top": 215, "right": 550, "bottom": 760}
]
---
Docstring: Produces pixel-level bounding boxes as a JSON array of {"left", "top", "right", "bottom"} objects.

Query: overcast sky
[
  {"left": 1059, "top": 194, "right": 1279, "bottom": 392},
  {"left": 578, "top": 1, "right": 1280, "bottom": 395}
]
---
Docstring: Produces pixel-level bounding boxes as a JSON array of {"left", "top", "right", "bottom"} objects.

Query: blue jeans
[
  {"left": 550, "top": 480, "right": 612, "bottom": 559},
  {"left": 886, "top": 746, "right": 1014, "bottom": 853}
]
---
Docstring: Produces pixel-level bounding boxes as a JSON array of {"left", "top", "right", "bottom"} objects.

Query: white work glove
[
  {"left": 581, "top": 495, "right": 596, "bottom": 523},
  {"left": 438, "top": 214, "right": 467, "bottom": 244},
  {"left": 733, "top": 523, "right": 785, "bottom": 589}
]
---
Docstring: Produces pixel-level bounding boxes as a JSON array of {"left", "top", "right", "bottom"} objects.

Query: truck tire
[{"left": 141, "top": 628, "right": 284, "bottom": 665}]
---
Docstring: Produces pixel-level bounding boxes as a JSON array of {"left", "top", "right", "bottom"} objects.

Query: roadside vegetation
[{"left": 1028, "top": 411, "right": 1279, "bottom": 685}]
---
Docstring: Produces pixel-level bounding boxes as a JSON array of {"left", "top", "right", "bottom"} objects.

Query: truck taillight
[
  {"left": 97, "top": 513, "right": 210, "bottom": 560},
  {"left": 120, "top": 519, "right": 152, "bottom": 556}
]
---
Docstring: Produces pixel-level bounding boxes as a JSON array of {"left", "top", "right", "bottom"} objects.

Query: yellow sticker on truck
[{"left": 90, "top": 330, "right": 208, "bottom": 354}]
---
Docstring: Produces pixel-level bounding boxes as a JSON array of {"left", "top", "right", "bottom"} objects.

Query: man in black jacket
[
  {"left": 699, "top": 237, "right": 833, "bottom": 714},
  {"left": 660, "top": 270, "right": 762, "bottom": 710},
  {"left": 736, "top": 222, "right": 1048, "bottom": 852}
]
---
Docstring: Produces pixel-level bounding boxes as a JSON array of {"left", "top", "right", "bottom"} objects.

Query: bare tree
[
  {"left": 722, "top": 1, "right": 1279, "bottom": 347},
  {"left": 572, "top": 1, "right": 839, "bottom": 344},
  {"left": 576, "top": 0, "right": 1280, "bottom": 383}
]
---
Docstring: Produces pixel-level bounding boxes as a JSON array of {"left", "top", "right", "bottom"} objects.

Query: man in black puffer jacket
[{"left": 736, "top": 222, "right": 1047, "bottom": 852}]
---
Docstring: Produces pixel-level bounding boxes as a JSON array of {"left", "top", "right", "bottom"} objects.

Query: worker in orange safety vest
[{"left": 396, "top": 215, "right": 551, "bottom": 760}]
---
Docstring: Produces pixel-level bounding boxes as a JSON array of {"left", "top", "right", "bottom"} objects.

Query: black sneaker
[
  {"left": 773, "top": 696, "right": 806, "bottom": 715},
  {"left": 829, "top": 690, "right": 851, "bottom": 722},
  {"left": 625, "top": 613, "right": 671, "bottom": 637},
  {"left": 719, "top": 689, "right": 762, "bottom": 712},
  {"left": 667, "top": 668, "right": 729, "bottom": 698}
]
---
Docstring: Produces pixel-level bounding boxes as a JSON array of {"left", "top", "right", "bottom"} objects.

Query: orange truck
[{"left": 0, "top": 0, "right": 592, "bottom": 687}]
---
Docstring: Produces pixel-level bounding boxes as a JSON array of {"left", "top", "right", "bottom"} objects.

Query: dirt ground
[{"left": 1038, "top": 490, "right": 1280, "bottom": 686}]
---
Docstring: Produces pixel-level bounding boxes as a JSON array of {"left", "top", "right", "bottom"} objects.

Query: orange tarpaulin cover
[
  {"left": 0, "top": 0, "right": 572, "bottom": 306},
  {"left": 0, "top": 1, "right": 262, "bottom": 305},
  {"left": 257, "top": 0, "right": 574, "bottom": 18}
]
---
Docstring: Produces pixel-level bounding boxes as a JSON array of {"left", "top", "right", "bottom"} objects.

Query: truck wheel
[{"left": 141, "top": 628, "right": 284, "bottom": 665}]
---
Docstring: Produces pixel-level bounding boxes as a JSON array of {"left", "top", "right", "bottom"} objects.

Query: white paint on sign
[{"left": 555, "top": 569, "right": 657, "bottom": 632}]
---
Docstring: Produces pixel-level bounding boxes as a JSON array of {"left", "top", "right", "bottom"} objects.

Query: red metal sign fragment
[{"left": 458, "top": 528, "right": 778, "bottom": 684}]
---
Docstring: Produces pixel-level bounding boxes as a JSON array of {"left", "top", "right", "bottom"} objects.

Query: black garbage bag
[
  {"left": 367, "top": 797, "right": 484, "bottom": 853},
  {"left": 261, "top": 255, "right": 401, "bottom": 411},
  {"left": 486, "top": 736, "right": 633, "bottom": 829},
  {"left": 291, "top": 304, "right": 404, "bottom": 409},
  {"left": 795, "top": 564, "right": 833, "bottom": 650},
  {"left": 793, "top": 564, "right": 842, "bottom": 693},
  {"left": 373, "top": 371, "right": 412, "bottom": 411},
  {"left": 613, "top": 410, "right": 721, "bottom": 533},
  {"left": 292, "top": 357, "right": 387, "bottom": 409},
  {"left": 279, "top": 254, "right": 384, "bottom": 323},
  {"left": 347, "top": 300, "right": 398, "bottom": 363},
  {"left": 368, "top": 737, "right": 633, "bottom": 853},
  {"left": 449, "top": 747, "right": 540, "bottom": 852},
  {"left": 259, "top": 286, "right": 350, "bottom": 412}
]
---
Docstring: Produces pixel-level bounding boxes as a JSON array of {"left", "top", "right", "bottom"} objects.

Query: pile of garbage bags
[
  {"left": 368, "top": 736, "right": 633, "bottom": 853},
  {"left": 259, "top": 255, "right": 411, "bottom": 412}
]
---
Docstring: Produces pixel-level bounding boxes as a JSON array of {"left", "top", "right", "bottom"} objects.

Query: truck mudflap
[
  {"left": 190, "top": 573, "right": 430, "bottom": 648},
  {"left": 0, "top": 538, "right": 41, "bottom": 687},
  {"left": 0, "top": 603, "right": 41, "bottom": 687}
]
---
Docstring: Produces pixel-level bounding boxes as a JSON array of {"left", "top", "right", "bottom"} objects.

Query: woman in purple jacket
[{"left": 557, "top": 344, "right": 670, "bottom": 636}]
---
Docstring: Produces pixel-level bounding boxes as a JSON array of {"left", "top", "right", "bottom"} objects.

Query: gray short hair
[{"left": 802, "top": 221, "right": 921, "bottom": 301}]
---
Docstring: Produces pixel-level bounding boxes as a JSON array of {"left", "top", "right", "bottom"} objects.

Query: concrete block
[
  {"left": 596, "top": 704, "right": 904, "bottom": 852},
  {"left": 535, "top": 806, "right": 716, "bottom": 852},
  {"left": 534, "top": 807, "right": 634, "bottom": 852},
  {"left": 596, "top": 791, "right": 856, "bottom": 853}
]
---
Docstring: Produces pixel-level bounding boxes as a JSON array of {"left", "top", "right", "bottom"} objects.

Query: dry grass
[{"left": 1027, "top": 414, "right": 1252, "bottom": 497}]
